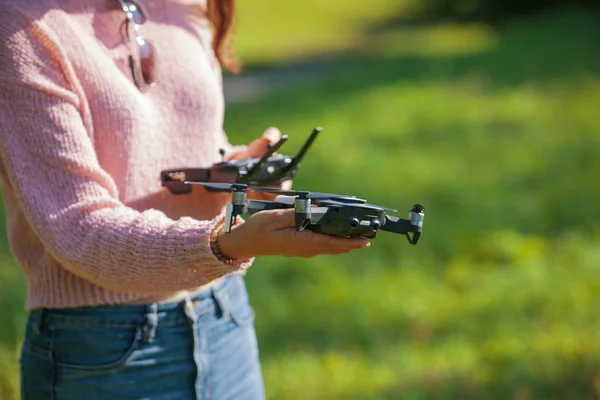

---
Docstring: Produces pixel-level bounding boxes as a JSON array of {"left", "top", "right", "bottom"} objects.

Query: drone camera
[
  {"left": 349, "top": 218, "right": 360, "bottom": 229},
  {"left": 371, "top": 221, "right": 380, "bottom": 233}
]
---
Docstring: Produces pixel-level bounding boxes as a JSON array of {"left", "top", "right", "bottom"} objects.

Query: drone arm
[
  {"left": 381, "top": 215, "right": 411, "bottom": 234},
  {"left": 382, "top": 215, "right": 422, "bottom": 245},
  {"left": 308, "top": 207, "right": 329, "bottom": 224},
  {"left": 294, "top": 206, "right": 328, "bottom": 232},
  {"left": 245, "top": 200, "right": 292, "bottom": 215},
  {"left": 241, "top": 201, "right": 326, "bottom": 231}
]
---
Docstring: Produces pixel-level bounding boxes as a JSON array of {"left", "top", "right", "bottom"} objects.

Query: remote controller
[{"left": 161, "top": 127, "right": 322, "bottom": 194}]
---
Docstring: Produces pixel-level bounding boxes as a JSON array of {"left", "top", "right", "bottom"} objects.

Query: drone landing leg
[
  {"left": 294, "top": 211, "right": 309, "bottom": 232},
  {"left": 224, "top": 203, "right": 235, "bottom": 232}
]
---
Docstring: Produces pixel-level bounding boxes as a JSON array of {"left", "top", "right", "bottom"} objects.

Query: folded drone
[
  {"left": 186, "top": 182, "right": 425, "bottom": 245},
  {"left": 160, "top": 127, "right": 322, "bottom": 195}
]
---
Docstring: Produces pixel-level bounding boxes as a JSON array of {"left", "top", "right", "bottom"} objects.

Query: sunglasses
[{"left": 118, "top": 0, "right": 156, "bottom": 91}]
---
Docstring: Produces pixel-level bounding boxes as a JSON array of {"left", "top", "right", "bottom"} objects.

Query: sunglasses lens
[
  {"left": 122, "top": 1, "right": 146, "bottom": 24},
  {"left": 136, "top": 36, "right": 156, "bottom": 85},
  {"left": 121, "top": 0, "right": 155, "bottom": 90}
]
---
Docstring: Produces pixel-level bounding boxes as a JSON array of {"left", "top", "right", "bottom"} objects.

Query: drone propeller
[
  {"left": 361, "top": 203, "right": 397, "bottom": 213},
  {"left": 318, "top": 199, "right": 398, "bottom": 213},
  {"left": 248, "top": 187, "right": 363, "bottom": 202},
  {"left": 183, "top": 182, "right": 248, "bottom": 192}
]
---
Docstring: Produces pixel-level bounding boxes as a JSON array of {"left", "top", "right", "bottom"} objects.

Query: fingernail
[
  {"left": 357, "top": 240, "right": 370, "bottom": 248},
  {"left": 263, "top": 127, "right": 280, "bottom": 142}
]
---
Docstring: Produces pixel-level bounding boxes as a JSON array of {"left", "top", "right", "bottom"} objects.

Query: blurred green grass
[
  {"left": 2, "top": 2, "right": 600, "bottom": 399},
  {"left": 233, "top": 0, "right": 417, "bottom": 65}
]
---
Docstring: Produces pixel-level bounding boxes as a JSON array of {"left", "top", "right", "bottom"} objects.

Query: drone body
[
  {"left": 304, "top": 201, "right": 388, "bottom": 239},
  {"left": 184, "top": 182, "right": 425, "bottom": 245},
  {"left": 160, "top": 127, "right": 322, "bottom": 194},
  {"left": 248, "top": 196, "right": 387, "bottom": 238}
]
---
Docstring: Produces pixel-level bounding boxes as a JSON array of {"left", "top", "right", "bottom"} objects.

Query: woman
[{"left": 0, "top": 0, "right": 370, "bottom": 398}]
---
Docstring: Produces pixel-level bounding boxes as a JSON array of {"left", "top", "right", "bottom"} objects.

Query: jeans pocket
[
  {"left": 51, "top": 324, "right": 143, "bottom": 373},
  {"left": 229, "top": 297, "right": 256, "bottom": 327},
  {"left": 20, "top": 322, "right": 55, "bottom": 400}
]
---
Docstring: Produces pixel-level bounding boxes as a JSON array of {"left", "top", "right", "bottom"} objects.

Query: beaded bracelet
[{"left": 209, "top": 219, "right": 244, "bottom": 266}]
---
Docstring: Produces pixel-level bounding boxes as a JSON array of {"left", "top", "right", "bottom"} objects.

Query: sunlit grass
[
  {"left": 252, "top": 232, "right": 600, "bottom": 399},
  {"left": 0, "top": 349, "right": 19, "bottom": 400},
  {"left": 367, "top": 23, "right": 498, "bottom": 57},
  {"left": 0, "top": 249, "right": 22, "bottom": 400}
]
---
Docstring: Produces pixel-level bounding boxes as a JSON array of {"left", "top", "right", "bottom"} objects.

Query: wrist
[
  {"left": 216, "top": 225, "right": 252, "bottom": 261},
  {"left": 210, "top": 221, "right": 246, "bottom": 266}
]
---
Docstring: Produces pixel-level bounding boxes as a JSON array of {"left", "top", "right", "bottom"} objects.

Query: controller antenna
[
  {"left": 286, "top": 127, "right": 322, "bottom": 173},
  {"left": 240, "top": 135, "right": 288, "bottom": 184}
]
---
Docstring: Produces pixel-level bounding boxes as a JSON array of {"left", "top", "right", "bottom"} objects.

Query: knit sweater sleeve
[{"left": 0, "top": 13, "right": 253, "bottom": 294}]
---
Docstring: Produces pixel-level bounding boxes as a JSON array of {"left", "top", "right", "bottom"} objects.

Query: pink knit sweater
[{"left": 0, "top": 0, "right": 254, "bottom": 311}]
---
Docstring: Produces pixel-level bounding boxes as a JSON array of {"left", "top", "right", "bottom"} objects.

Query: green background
[{"left": 2, "top": 1, "right": 600, "bottom": 399}]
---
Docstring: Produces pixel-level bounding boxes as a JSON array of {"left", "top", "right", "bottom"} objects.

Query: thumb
[{"left": 245, "top": 127, "right": 281, "bottom": 158}]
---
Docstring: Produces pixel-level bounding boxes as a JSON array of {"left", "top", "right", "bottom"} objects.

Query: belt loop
[
  {"left": 212, "top": 286, "right": 230, "bottom": 320},
  {"left": 142, "top": 303, "right": 158, "bottom": 343},
  {"left": 183, "top": 296, "right": 198, "bottom": 323}
]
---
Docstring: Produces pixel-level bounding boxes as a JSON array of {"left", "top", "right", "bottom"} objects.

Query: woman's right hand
[{"left": 217, "top": 209, "right": 371, "bottom": 260}]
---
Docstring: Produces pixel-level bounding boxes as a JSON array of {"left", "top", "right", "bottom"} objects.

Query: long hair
[{"left": 206, "top": 0, "right": 240, "bottom": 73}]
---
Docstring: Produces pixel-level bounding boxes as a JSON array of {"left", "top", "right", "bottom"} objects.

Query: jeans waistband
[{"left": 29, "top": 274, "right": 243, "bottom": 332}]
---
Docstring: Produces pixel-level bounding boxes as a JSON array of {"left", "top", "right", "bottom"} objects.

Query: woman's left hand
[{"left": 228, "top": 127, "right": 293, "bottom": 201}]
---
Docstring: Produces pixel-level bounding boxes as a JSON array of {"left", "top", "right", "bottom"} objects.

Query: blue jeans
[{"left": 19, "top": 274, "right": 265, "bottom": 400}]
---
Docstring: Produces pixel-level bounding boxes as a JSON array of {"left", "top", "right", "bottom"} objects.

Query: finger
[
  {"left": 273, "top": 227, "right": 371, "bottom": 251},
  {"left": 308, "top": 247, "right": 363, "bottom": 257},
  {"left": 255, "top": 210, "right": 372, "bottom": 248},
  {"left": 303, "top": 231, "right": 371, "bottom": 249},
  {"left": 290, "top": 234, "right": 370, "bottom": 257},
  {"left": 280, "top": 180, "right": 293, "bottom": 191},
  {"left": 268, "top": 209, "right": 297, "bottom": 229},
  {"left": 242, "top": 138, "right": 269, "bottom": 159},
  {"left": 248, "top": 208, "right": 296, "bottom": 229},
  {"left": 262, "top": 126, "right": 281, "bottom": 143},
  {"left": 268, "top": 214, "right": 372, "bottom": 249},
  {"left": 245, "top": 127, "right": 282, "bottom": 158}
]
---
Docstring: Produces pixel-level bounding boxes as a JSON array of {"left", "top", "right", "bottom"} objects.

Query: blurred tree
[{"left": 418, "top": 0, "right": 600, "bottom": 24}]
